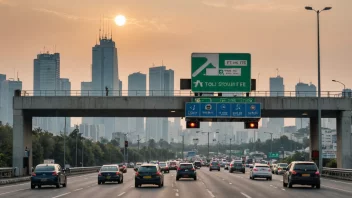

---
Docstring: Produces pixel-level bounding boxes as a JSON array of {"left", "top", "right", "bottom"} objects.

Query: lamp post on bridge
[
  {"left": 332, "top": 80, "right": 346, "bottom": 97},
  {"left": 196, "top": 129, "right": 219, "bottom": 160},
  {"left": 305, "top": 5, "right": 332, "bottom": 172}
]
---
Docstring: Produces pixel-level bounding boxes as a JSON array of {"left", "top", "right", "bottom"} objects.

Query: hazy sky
[{"left": 1, "top": 0, "right": 351, "bottom": 93}]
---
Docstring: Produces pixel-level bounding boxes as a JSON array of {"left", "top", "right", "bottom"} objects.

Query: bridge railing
[
  {"left": 322, "top": 167, "right": 352, "bottom": 181},
  {"left": 18, "top": 90, "right": 347, "bottom": 98},
  {"left": 0, "top": 168, "right": 15, "bottom": 178}
]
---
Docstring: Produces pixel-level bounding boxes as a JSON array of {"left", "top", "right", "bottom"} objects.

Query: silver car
[{"left": 250, "top": 163, "right": 272, "bottom": 180}]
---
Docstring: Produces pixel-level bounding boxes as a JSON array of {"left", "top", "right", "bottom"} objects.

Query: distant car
[
  {"left": 134, "top": 162, "right": 142, "bottom": 171},
  {"left": 118, "top": 163, "right": 127, "bottom": 173},
  {"left": 193, "top": 161, "right": 201, "bottom": 169},
  {"left": 271, "top": 164, "right": 277, "bottom": 174},
  {"left": 159, "top": 162, "right": 170, "bottom": 173},
  {"left": 209, "top": 161, "right": 221, "bottom": 171},
  {"left": 275, "top": 163, "right": 288, "bottom": 175},
  {"left": 283, "top": 161, "right": 320, "bottom": 189},
  {"left": 98, "top": 165, "right": 124, "bottom": 184},
  {"left": 176, "top": 163, "right": 197, "bottom": 181},
  {"left": 31, "top": 164, "right": 67, "bottom": 189},
  {"left": 229, "top": 160, "right": 245, "bottom": 173},
  {"left": 249, "top": 163, "right": 272, "bottom": 180},
  {"left": 224, "top": 162, "right": 230, "bottom": 170},
  {"left": 135, "top": 164, "right": 164, "bottom": 188},
  {"left": 169, "top": 161, "right": 178, "bottom": 170}
]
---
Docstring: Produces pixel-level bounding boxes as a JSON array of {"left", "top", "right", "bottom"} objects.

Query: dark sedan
[
  {"left": 135, "top": 164, "right": 164, "bottom": 188},
  {"left": 283, "top": 161, "right": 320, "bottom": 189},
  {"left": 176, "top": 163, "right": 197, "bottom": 180},
  {"left": 31, "top": 164, "right": 67, "bottom": 189},
  {"left": 229, "top": 160, "right": 245, "bottom": 173},
  {"left": 98, "top": 165, "right": 124, "bottom": 184}
]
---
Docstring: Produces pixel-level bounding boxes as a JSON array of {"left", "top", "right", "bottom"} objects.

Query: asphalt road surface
[{"left": 0, "top": 168, "right": 351, "bottom": 198}]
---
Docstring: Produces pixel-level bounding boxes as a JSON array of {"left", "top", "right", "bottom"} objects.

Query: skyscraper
[
  {"left": 33, "top": 52, "right": 61, "bottom": 134},
  {"left": 81, "top": 82, "right": 92, "bottom": 125},
  {"left": 295, "top": 82, "right": 316, "bottom": 130},
  {"left": 269, "top": 75, "right": 285, "bottom": 134},
  {"left": 58, "top": 78, "right": 71, "bottom": 132},
  {"left": 91, "top": 34, "right": 119, "bottom": 139},
  {"left": 128, "top": 72, "right": 147, "bottom": 139},
  {"left": 116, "top": 80, "right": 129, "bottom": 134},
  {"left": 0, "top": 78, "right": 22, "bottom": 125},
  {"left": 146, "top": 66, "right": 174, "bottom": 142},
  {"left": 0, "top": 74, "right": 6, "bottom": 124}
]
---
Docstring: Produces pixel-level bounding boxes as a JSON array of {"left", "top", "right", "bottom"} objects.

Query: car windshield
[
  {"left": 278, "top": 163, "right": 288, "bottom": 167},
  {"left": 293, "top": 163, "right": 317, "bottom": 171},
  {"left": 139, "top": 166, "right": 157, "bottom": 173},
  {"left": 180, "top": 164, "right": 193, "bottom": 169},
  {"left": 159, "top": 163, "right": 166, "bottom": 167},
  {"left": 35, "top": 166, "right": 55, "bottom": 172},
  {"left": 101, "top": 166, "right": 118, "bottom": 171},
  {"left": 256, "top": 165, "right": 269, "bottom": 168},
  {"left": 211, "top": 162, "right": 218, "bottom": 165},
  {"left": 170, "top": 162, "right": 176, "bottom": 165}
]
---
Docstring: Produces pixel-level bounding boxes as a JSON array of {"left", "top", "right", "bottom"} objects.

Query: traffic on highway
[{"left": 1, "top": 159, "right": 352, "bottom": 198}]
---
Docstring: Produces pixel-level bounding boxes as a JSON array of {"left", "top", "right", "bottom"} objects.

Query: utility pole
[
  {"left": 182, "top": 134, "right": 185, "bottom": 160},
  {"left": 75, "top": 125, "right": 79, "bottom": 167},
  {"left": 229, "top": 138, "right": 232, "bottom": 160},
  {"left": 137, "top": 134, "right": 140, "bottom": 151},
  {"left": 63, "top": 117, "right": 66, "bottom": 168}
]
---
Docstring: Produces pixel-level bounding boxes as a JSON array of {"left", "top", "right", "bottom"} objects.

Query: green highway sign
[
  {"left": 191, "top": 53, "right": 251, "bottom": 92},
  {"left": 192, "top": 97, "right": 255, "bottom": 103},
  {"left": 268, "top": 152, "right": 279, "bottom": 158}
]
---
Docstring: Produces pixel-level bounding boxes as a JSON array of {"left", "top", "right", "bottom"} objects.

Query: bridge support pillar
[
  {"left": 309, "top": 117, "right": 319, "bottom": 166},
  {"left": 12, "top": 110, "right": 32, "bottom": 176},
  {"left": 336, "top": 111, "right": 352, "bottom": 168}
]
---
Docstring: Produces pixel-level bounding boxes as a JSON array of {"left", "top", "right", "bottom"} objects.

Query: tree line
[{"left": 0, "top": 124, "right": 176, "bottom": 167}]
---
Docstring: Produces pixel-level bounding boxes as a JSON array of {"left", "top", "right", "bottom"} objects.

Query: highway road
[{"left": 0, "top": 168, "right": 352, "bottom": 198}]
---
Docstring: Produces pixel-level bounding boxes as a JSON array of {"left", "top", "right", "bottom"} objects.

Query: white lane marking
[
  {"left": 274, "top": 186, "right": 277, "bottom": 189},
  {"left": 84, "top": 178, "right": 88, "bottom": 179},
  {"left": 322, "top": 185, "right": 352, "bottom": 193},
  {"left": 0, "top": 183, "right": 28, "bottom": 189},
  {"left": 175, "top": 193, "right": 179, "bottom": 197},
  {"left": 52, "top": 192, "right": 71, "bottom": 198},
  {"left": 73, "top": 188, "right": 83, "bottom": 192},
  {"left": 229, "top": 183, "right": 232, "bottom": 185},
  {"left": 222, "top": 178, "right": 225, "bottom": 180},
  {"left": 176, "top": 189, "right": 179, "bottom": 192},
  {"left": 241, "top": 192, "right": 251, "bottom": 198},
  {"left": 207, "top": 189, "right": 215, "bottom": 198},
  {"left": 117, "top": 192, "right": 126, "bottom": 197},
  {"left": 280, "top": 180, "right": 283, "bottom": 182},
  {"left": 282, "top": 188, "right": 286, "bottom": 191},
  {"left": 130, "top": 186, "right": 133, "bottom": 188},
  {"left": 322, "top": 178, "right": 352, "bottom": 185},
  {"left": 0, "top": 188, "right": 26, "bottom": 196}
]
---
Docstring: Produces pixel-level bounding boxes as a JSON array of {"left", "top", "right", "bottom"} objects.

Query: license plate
[
  {"left": 41, "top": 179, "right": 47, "bottom": 182},
  {"left": 106, "top": 176, "right": 111, "bottom": 179},
  {"left": 302, "top": 174, "right": 310, "bottom": 177},
  {"left": 143, "top": 176, "right": 152, "bottom": 179}
]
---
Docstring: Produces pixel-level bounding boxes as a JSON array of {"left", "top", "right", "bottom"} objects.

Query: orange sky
[{"left": 0, "top": 0, "right": 351, "bottom": 125}]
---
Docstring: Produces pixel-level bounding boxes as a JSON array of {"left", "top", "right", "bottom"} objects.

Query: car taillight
[
  {"left": 268, "top": 169, "right": 271, "bottom": 172},
  {"left": 230, "top": 164, "right": 233, "bottom": 167},
  {"left": 31, "top": 172, "right": 36, "bottom": 176},
  {"left": 52, "top": 172, "right": 58, "bottom": 176},
  {"left": 278, "top": 168, "right": 281, "bottom": 170},
  {"left": 177, "top": 167, "right": 181, "bottom": 171},
  {"left": 192, "top": 168, "right": 195, "bottom": 171},
  {"left": 98, "top": 172, "right": 102, "bottom": 176},
  {"left": 218, "top": 164, "right": 220, "bottom": 167},
  {"left": 135, "top": 172, "right": 139, "bottom": 176},
  {"left": 253, "top": 168, "right": 258, "bottom": 171},
  {"left": 315, "top": 171, "right": 320, "bottom": 175},
  {"left": 291, "top": 170, "right": 297, "bottom": 175},
  {"left": 116, "top": 172, "right": 120, "bottom": 175},
  {"left": 156, "top": 172, "right": 161, "bottom": 176}
]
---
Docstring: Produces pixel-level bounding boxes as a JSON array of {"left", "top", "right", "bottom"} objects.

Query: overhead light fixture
[
  {"left": 170, "top": 110, "right": 176, "bottom": 113},
  {"left": 302, "top": 112, "right": 308, "bottom": 116}
]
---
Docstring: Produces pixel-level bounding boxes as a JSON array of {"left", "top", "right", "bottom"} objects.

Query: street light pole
[
  {"left": 305, "top": 5, "right": 331, "bottom": 172},
  {"left": 264, "top": 132, "right": 273, "bottom": 153},
  {"left": 75, "top": 125, "right": 79, "bottom": 167},
  {"left": 332, "top": 80, "right": 346, "bottom": 97},
  {"left": 63, "top": 117, "right": 66, "bottom": 168},
  {"left": 229, "top": 138, "right": 232, "bottom": 160}
]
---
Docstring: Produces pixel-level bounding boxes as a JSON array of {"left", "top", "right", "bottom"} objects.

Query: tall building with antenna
[
  {"left": 90, "top": 18, "right": 119, "bottom": 139},
  {"left": 268, "top": 73, "right": 285, "bottom": 135}
]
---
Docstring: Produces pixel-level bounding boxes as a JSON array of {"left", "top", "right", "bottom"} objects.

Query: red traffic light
[
  {"left": 312, "top": 150, "right": 319, "bottom": 159},
  {"left": 186, "top": 121, "right": 200, "bottom": 128},
  {"left": 244, "top": 121, "right": 258, "bottom": 129},
  {"left": 124, "top": 141, "right": 128, "bottom": 148}
]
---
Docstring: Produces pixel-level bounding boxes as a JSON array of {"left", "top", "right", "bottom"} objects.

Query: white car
[{"left": 249, "top": 163, "right": 272, "bottom": 180}]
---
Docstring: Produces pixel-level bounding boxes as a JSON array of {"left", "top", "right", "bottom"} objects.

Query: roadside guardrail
[
  {"left": 64, "top": 166, "right": 101, "bottom": 176},
  {"left": 0, "top": 168, "right": 14, "bottom": 178},
  {"left": 322, "top": 167, "right": 352, "bottom": 181}
]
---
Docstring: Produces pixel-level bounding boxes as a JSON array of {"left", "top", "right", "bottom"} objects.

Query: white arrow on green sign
[{"left": 191, "top": 53, "right": 251, "bottom": 92}]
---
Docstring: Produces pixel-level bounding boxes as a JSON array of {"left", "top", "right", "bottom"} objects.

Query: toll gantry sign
[
  {"left": 185, "top": 102, "right": 261, "bottom": 118},
  {"left": 191, "top": 53, "right": 251, "bottom": 92}
]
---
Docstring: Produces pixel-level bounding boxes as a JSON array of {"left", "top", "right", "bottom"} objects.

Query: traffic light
[
  {"left": 244, "top": 121, "right": 258, "bottom": 129},
  {"left": 312, "top": 150, "right": 319, "bottom": 159},
  {"left": 186, "top": 120, "right": 200, "bottom": 128},
  {"left": 124, "top": 141, "right": 128, "bottom": 148}
]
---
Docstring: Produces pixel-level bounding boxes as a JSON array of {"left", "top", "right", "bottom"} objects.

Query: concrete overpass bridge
[{"left": 12, "top": 91, "right": 352, "bottom": 176}]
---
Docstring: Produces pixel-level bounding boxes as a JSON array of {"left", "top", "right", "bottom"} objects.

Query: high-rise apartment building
[
  {"left": 146, "top": 66, "right": 174, "bottom": 142},
  {"left": 0, "top": 78, "right": 22, "bottom": 125},
  {"left": 295, "top": 82, "right": 316, "bottom": 130},
  {"left": 269, "top": 76, "right": 285, "bottom": 134}
]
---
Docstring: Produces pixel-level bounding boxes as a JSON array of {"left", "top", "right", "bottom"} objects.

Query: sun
[{"left": 115, "top": 15, "right": 126, "bottom": 26}]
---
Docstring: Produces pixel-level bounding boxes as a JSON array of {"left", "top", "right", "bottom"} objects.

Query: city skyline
[{"left": 1, "top": 0, "right": 351, "bottom": 94}]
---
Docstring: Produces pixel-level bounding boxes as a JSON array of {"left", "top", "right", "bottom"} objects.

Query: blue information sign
[
  {"left": 185, "top": 102, "right": 261, "bottom": 118},
  {"left": 200, "top": 103, "right": 217, "bottom": 117},
  {"left": 216, "top": 103, "right": 231, "bottom": 117}
]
